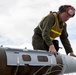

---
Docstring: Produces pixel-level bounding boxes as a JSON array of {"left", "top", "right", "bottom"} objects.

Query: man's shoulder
[{"left": 44, "top": 11, "right": 56, "bottom": 21}]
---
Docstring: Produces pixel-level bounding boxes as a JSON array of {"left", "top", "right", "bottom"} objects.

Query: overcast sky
[{"left": 0, "top": 0, "right": 76, "bottom": 74}]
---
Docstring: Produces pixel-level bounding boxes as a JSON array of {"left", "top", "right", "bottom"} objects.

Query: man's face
[{"left": 59, "top": 12, "right": 71, "bottom": 22}]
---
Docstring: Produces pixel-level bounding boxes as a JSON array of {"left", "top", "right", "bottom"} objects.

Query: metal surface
[
  {"left": 5, "top": 48, "right": 56, "bottom": 66},
  {"left": 0, "top": 47, "right": 76, "bottom": 75},
  {"left": 61, "top": 54, "right": 76, "bottom": 74}
]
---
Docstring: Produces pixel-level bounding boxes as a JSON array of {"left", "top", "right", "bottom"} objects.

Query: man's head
[
  {"left": 58, "top": 5, "right": 75, "bottom": 22},
  {"left": 59, "top": 5, "right": 75, "bottom": 17}
]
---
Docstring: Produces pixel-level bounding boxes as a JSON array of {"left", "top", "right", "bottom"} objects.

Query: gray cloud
[{"left": 0, "top": 0, "right": 76, "bottom": 50}]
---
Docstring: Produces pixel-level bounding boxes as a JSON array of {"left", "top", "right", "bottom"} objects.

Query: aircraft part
[{"left": 0, "top": 47, "right": 76, "bottom": 75}]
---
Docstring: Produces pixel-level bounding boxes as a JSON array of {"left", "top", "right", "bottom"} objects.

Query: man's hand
[
  {"left": 49, "top": 45, "right": 58, "bottom": 56},
  {"left": 69, "top": 52, "right": 76, "bottom": 57}
]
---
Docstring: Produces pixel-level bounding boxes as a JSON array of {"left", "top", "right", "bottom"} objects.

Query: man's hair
[{"left": 59, "top": 5, "right": 75, "bottom": 17}]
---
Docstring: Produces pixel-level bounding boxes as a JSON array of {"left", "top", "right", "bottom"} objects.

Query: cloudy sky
[{"left": 0, "top": 0, "right": 76, "bottom": 74}]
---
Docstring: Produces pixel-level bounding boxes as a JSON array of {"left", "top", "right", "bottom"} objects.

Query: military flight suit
[{"left": 32, "top": 12, "right": 73, "bottom": 54}]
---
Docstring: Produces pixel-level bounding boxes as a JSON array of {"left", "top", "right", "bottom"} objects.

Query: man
[{"left": 32, "top": 5, "right": 76, "bottom": 57}]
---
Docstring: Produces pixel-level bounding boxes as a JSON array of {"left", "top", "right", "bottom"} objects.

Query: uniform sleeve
[
  {"left": 60, "top": 24, "right": 73, "bottom": 54},
  {"left": 41, "top": 14, "right": 55, "bottom": 46}
]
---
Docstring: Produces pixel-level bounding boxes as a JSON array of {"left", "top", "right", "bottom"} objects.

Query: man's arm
[
  {"left": 60, "top": 24, "right": 73, "bottom": 54},
  {"left": 42, "top": 14, "right": 55, "bottom": 46},
  {"left": 41, "top": 13, "right": 58, "bottom": 55}
]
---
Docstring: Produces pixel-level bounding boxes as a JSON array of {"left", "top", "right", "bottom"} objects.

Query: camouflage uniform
[{"left": 32, "top": 12, "right": 73, "bottom": 54}]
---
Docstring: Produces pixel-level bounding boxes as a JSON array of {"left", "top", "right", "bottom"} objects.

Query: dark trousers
[
  {"left": 32, "top": 34, "right": 59, "bottom": 52},
  {"left": 52, "top": 40, "right": 59, "bottom": 51},
  {"left": 41, "top": 40, "right": 59, "bottom": 52}
]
